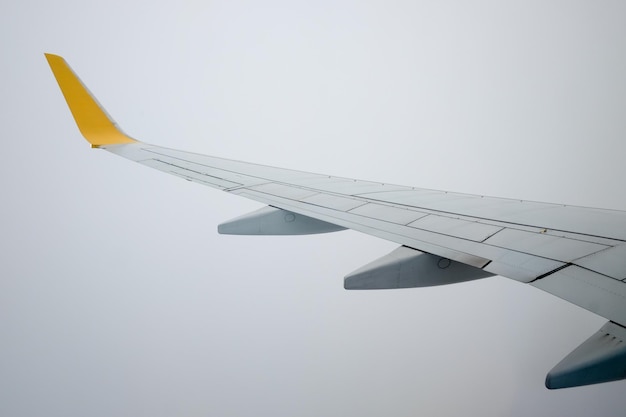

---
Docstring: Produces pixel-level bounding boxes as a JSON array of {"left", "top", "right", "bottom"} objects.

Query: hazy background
[{"left": 1, "top": 1, "right": 626, "bottom": 416}]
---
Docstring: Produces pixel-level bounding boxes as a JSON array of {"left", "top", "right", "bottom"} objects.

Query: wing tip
[
  {"left": 44, "top": 52, "right": 62, "bottom": 61},
  {"left": 45, "top": 53, "right": 137, "bottom": 147}
]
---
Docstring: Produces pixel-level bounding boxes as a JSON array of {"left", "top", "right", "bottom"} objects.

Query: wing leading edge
[{"left": 46, "top": 54, "right": 626, "bottom": 389}]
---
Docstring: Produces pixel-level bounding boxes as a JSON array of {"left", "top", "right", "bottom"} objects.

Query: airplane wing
[{"left": 45, "top": 53, "right": 626, "bottom": 390}]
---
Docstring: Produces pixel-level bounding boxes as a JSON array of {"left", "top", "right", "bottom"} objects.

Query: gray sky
[{"left": 2, "top": 1, "right": 626, "bottom": 416}]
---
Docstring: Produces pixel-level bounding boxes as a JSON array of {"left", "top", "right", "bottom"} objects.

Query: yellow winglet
[{"left": 45, "top": 53, "right": 137, "bottom": 148}]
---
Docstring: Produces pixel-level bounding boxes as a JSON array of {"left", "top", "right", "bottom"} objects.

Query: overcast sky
[{"left": 2, "top": 1, "right": 626, "bottom": 416}]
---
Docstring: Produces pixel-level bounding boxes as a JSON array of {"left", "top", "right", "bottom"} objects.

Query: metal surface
[
  {"left": 574, "top": 244, "right": 626, "bottom": 281},
  {"left": 344, "top": 246, "right": 494, "bottom": 289},
  {"left": 408, "top": 214, "right": 502, "bottom": 242},
  {"left": 299, "top": 193, "right": 367, "bottom": 211},
  {"left": 484, "top": 228, "right": 608, "bottom": 262},
  {"left": 348, "top": 203, "right": 427, "bottom": 225},
  {"left": 546, "top": 321, "right": 626, "bottom": 389},
  {"left": 218, "top": 206, "right": 346, "bottom": 235},
  {"left": 484, "top": 252, "right": 564, "bottom": 283},
  {"left": 248, "top": 182, "right": 319, "bottom": 200},
  {"left": 532, "top": 266, "right": 626, "bottom": 325}
]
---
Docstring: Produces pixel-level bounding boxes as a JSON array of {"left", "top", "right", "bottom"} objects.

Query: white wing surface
[{"left": 46, "top": 53, "right": 626, "bottom": 390}]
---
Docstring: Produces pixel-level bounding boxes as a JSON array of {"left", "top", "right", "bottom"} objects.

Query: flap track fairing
[
  {"left": 218, "top": 206, "right": 346, "bottom": 235},
  {"left": 344, "top": 246, "right": 494, "bottom": 290},
  {"left": 546, "top": 321, "right": 626, "bottom": 389}
]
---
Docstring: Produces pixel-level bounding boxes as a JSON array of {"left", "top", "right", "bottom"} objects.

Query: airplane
[{"left": 45, "top": 53, "right": 626, "bottom": 390}]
